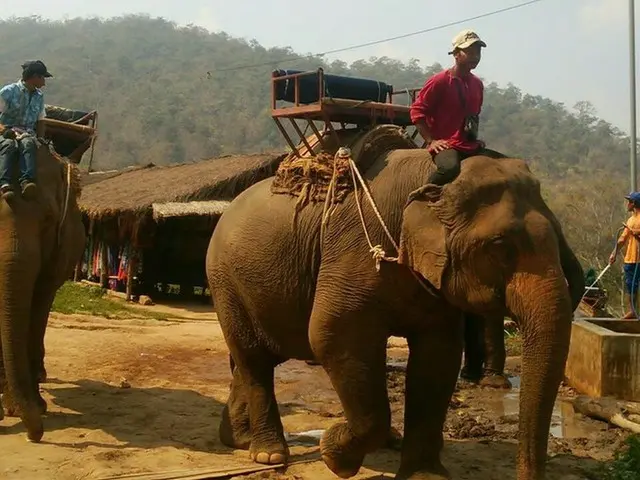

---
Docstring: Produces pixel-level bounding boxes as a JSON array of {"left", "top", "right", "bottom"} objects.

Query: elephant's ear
[{"left": 398, "top": 184, "right": 449, "bottom": 290}]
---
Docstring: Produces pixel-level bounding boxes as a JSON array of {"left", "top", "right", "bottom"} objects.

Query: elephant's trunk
[
  {"left": 0, "top": 228, "right": 43, "bottom": 442},
  {"left": 506, "top": 268, "right": 573, "bottom": 480}
]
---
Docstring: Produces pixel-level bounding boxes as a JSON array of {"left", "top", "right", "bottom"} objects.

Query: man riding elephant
[
  {"left": 410, "top": 29, "right": 505, "bottom": 184},
  {"left": 0, "top": 60, "right": 53, "bottom": 201}
]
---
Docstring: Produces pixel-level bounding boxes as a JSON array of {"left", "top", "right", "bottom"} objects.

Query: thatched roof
[
  {"left": 79, "top": 164, "right": 154, "bottom": 187},
  {"left": 79, "top": 153, "right": 285, "bottom": 220}
]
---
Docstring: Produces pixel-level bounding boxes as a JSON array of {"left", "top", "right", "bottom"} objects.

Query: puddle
[
  {"left": 285, "top": 429, "right": 324, "bottom": 446},
  {"left": 487, "top": 375, "right": 603, "bottom": 439}
]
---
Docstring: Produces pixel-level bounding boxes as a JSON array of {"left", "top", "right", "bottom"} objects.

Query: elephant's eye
[{"left": 489, "top": 235, "right": 505, "bottom": 245}]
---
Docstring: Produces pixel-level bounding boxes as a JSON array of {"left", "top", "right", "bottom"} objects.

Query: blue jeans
[
  {"left": 0, "top": 135, "right": 37, "bottom": 187},
  {"left": 624, "top": 262, "right": 640, "bottom": 294}
]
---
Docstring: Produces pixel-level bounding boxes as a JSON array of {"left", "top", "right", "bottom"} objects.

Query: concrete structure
[{"left": 565, "top": 319, "right": 640, "bottom": 402}]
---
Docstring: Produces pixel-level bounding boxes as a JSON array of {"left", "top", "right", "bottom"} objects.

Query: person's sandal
[
  {"left": 1, "top": 184, "right": 15, "bottom": 201},
  {"left": 20, "top": 181, "right": 37, "bottom": 200}
]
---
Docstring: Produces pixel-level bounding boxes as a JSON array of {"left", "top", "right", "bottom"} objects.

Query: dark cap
[
  {"left": 625, "top": 192, "right": 640, "bottom": 204},
  {"left": 21, "top": 60, "right": 53, "bottom": 78}
]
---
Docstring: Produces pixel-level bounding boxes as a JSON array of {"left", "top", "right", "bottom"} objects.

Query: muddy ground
[{"left": 0, "top": 312, "right": 626, "bottom": 480}]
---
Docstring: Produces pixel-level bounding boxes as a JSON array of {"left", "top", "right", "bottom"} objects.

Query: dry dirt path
[{"left": 0, "top": 313, "right": 619, "bottom": 479}]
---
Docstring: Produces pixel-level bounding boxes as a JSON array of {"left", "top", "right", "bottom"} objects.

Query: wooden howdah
[{"left": 270, "top": 67, "right": 423, "bottom": 158}]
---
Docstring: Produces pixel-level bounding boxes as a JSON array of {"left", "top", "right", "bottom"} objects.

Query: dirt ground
[{"left": 0, "top": 311, "right": 626, "bottom": 480}]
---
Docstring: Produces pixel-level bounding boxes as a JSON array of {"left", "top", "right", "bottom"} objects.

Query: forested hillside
[{"left": 0, "top": 15, "right": 634, "bottom": 312}]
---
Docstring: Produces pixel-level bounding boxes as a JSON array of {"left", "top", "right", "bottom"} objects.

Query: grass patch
[
  {"left": 504, "top": 321, "right": 522, "bottom": 357},
  {"left": 52, "top": 282, "right": 169, "bottom": 321},
  {"left": 600, "top": 434, "right": 640, "bottom": 480}
]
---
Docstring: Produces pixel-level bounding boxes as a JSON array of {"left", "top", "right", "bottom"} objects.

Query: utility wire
[{"left": 211, "top": 0, "right": 544, "bottom": 74}]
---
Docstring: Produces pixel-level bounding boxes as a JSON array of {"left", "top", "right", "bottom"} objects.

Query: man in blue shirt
[{"left": 0, "top": 60, "right": 53, "bottom": 201}]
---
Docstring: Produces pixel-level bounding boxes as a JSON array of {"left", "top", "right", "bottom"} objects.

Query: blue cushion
[{"left": 273, "top": 69, "right": 393, "bottom": 105}]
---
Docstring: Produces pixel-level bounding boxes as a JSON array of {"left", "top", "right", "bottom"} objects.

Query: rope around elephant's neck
[
  {"left": 345, "top": 151, "right": 399, "bottom": 271},
  {"left": 57, "top": 162, "right": 71, "bottom": 245},
  {"left": 329, "top": 148, "right": 439, "bottom": 296}
]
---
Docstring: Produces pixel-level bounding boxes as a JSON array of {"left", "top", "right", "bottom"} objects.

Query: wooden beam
[
  {"left": 100, "top": 243, "right": 109, "bottom": 288},
  {"left": 125, "top": 251, "right": 137, "bottom": 302}
]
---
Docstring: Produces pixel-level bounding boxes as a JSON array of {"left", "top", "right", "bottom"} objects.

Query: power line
[{"left": 211, "top": 0, "right": 544, "bottom": 74}]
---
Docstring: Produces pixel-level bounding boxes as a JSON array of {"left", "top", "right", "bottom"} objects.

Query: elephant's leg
[
  {"left": 27, "top": 275, "right": 60, "bottom": 414},
  {"left": 396, "top": 312, "right": 463, "bottom": 480},
  {"left": 479, "top": 316, "right": 512, "bottom": 390},
  {"left": 0, "top": 353, "right": 4, "bottom": 420},
  {"left": 219, "top": 355, "right": 251, "bottom": 450},
  {"left": 460, "top": 312, "right": 485, "bottom": 382},
  {"left": 311, "top": 306, "right": 390, "bottom": 479},
  {"left": 216, "top": 298, "right": 288, "bottom": 465},
  {"left": 238, "top": 357, "right": 287, "bottom": 464}
]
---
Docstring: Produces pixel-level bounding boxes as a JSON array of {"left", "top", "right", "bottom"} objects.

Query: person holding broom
[{"left": 609, "top": 191, "right": 640, "bottom": 319}]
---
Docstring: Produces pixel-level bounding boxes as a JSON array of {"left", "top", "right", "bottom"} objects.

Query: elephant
[
  {"left": 205, "top": 136, "right": 584, "bottom": 479},
  {"left": 0, "top": 140, "right": 85, "bottom": 442},
  {"left": 460, "top": 313, "right": 513, "bottom": 389}
]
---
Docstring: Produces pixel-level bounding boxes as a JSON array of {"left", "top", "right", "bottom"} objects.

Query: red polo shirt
[{"left": 410, "top": 69, "right": 484, "bottom": 152}]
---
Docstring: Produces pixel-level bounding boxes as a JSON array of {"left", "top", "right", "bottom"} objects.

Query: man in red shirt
[{"left": 410, "top": 29, "right": 504, "bottom": 185}]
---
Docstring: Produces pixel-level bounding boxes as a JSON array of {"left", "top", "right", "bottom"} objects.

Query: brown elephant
[
  {"left": 0, "top": 142, "right": 85, "bottom": 442},
  {"left": 206, "top": 138, "right": 583, "bottom": 479}
]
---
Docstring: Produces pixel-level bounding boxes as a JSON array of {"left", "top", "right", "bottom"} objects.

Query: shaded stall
[{"left": 76, "top": 152, "right": 286, "bottom": 301}]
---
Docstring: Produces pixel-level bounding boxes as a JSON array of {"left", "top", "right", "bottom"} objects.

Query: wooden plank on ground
[{"left": 98, "top": 459, "right": 318, "bottom": 480}]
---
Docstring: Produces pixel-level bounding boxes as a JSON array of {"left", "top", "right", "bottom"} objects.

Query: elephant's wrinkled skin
[
  {"left": 0, "top": 143, "right": 85, "bottom": 442},
  {"left": 206, "top": 148, "right": 583, "bottom": 480}
]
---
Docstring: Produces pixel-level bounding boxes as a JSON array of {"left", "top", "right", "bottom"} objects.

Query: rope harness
[
  {"left": 58, "top": 161, "right": 71, "bottom": 245},
  {"left": 321, "top": 147, "right": 439, "bottom": 296},
  {"left": 35, "top": 136, "right": 72, "bottom": 246}
]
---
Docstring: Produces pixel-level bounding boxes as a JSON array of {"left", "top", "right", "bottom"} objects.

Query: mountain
[{"left": 0, "top": 15, "right": 631, "bottom": 176}]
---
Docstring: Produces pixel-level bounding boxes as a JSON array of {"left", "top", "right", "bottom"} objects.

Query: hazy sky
[{"left": 1, "top": 0, "right": 634, "bottom": 132}]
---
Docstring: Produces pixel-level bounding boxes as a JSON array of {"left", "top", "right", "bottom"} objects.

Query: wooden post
[
  {"left": 73, "top": 260, "right": 82, "bottom": 282},
  {"left": 126, "top": 249, "right": 137, "bottom": 302},
  {"left": 100, "top": 243, "right": 109, "bottom": 288}
]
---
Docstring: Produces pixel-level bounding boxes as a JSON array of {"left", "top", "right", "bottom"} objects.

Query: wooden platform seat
[
  {"left": 271, "top": 68, "right": 420, "bottom": 157},
  {"left": 42, "top": 105, "right": 98, "bottom": 163}
]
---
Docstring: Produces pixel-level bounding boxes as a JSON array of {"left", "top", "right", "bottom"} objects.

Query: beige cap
[{"left": 448, "top": 29, "right": 486, "bottom": 54}]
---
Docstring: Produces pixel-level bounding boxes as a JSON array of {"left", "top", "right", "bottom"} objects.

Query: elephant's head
[{"left": 398, "top": 155, "right": 584, "bottom": 479}]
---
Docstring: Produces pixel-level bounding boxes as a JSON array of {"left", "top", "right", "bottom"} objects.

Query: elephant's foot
[
  {"left": 386, "top": 426, "right": 403, "bottom": 451},
  {"left": 396, "top": 458, "right": 451, "bottom": 480},
  {"left": 320, "top": 422, "right": 366, "bottom": 479},
  {"left": 219, "top": 404, "right": 251, "bottom": 450},
  {"left": 459, "top": 365, "right": 482, "bottom": 383},
  {"left": 249, "top": 438, "right": 289, "bottom": 465},
  {"left": 23, "top": 404, "right": 44, "bottom": 443},
  {"left": 1, "top": 392, "right": 47, "bottom": 417},
  {"left": 1, "top": 394, "right": 43, "bottom": 442},
  {"left": 479, "top": 373, "right": 512, "bottom": 389},
  {"left": 395, "top": 470, "right": 451, "bottom": 480},
  {"left": 0, "top": 397, "right": 4, "bottom": 421},
  {"left": 2, "top": 392, "right": 19, "bottom": 418}
]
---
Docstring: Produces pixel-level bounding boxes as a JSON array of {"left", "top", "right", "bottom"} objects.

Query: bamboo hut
[{"left": 77, "top": 152, "right": 286, "bottom": 301}]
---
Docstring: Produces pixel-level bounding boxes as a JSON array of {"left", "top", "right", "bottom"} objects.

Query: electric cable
[{"left": 208, "top": 0, "right": 545, "bottom": 74}]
